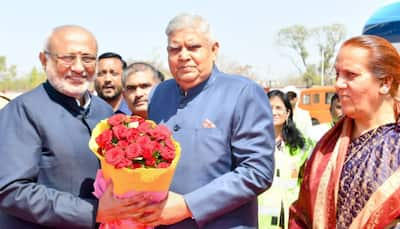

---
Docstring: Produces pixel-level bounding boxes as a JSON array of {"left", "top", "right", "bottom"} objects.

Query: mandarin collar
[{"left": 43, "top": 80, "right": 90, "bottom": 116}]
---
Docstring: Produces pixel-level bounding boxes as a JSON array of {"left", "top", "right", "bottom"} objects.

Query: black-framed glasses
[{"left": 44, "top": 51, "right": 97, "bottom": 67}]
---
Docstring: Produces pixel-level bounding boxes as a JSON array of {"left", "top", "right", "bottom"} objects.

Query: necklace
[{"left": 343, "top": 127, "right": 379, "bottom": 165}]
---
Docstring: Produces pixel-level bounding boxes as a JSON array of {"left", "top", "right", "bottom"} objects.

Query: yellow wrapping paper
[{"left": 89, "top": 119, "right": 181, "bottom": 195}]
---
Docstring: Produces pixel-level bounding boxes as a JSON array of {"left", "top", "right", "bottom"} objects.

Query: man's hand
[
  {"left": 96, "top": 180, "right": 150, "bottom": 223},
  {"left": 137, "top": 191, "right": 193, "bottom": 226}
]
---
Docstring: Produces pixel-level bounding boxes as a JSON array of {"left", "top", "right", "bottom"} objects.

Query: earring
[{"left": 381, "top": 86, "right": 389, "bottom": 94}]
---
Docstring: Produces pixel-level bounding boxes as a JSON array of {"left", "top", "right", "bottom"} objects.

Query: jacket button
[{"left": 173, "top": 124, "right": 180, "bottom": 131}]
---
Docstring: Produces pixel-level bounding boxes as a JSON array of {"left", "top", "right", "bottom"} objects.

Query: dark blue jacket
[{"left": 149, "top": 67, "right": 275, "bottom": 229}]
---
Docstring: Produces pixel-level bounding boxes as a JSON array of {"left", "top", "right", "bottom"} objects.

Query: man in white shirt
[{"left": 286, "top": 90, "right": 312, "bottom": 137}]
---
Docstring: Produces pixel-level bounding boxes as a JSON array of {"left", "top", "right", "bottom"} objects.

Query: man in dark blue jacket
[
  {"left": 145, "top": 14, "right": 275, "bottom": 228},
  {"left": 0, "top": 25, "right": 117, "bottom": 228}
]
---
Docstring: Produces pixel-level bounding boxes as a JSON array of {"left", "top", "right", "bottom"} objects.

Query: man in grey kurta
[{"left": 0, "top": 25, "right": 113, "bottom": 228}]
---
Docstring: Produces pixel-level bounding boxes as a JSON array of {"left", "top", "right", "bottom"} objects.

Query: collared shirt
[
  {"left": 149, "top": 66, "right": 275, "bottom": 228},
  {"left": 115, "top": 98, "right": 131, "bottom": 114},
  {"left": 75, "top": 91, "right": 91, "bottom": 109}
]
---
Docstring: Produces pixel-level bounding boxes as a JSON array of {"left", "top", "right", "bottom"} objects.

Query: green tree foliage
[
  {"left": 0, "top": 56, "right": 46, "bottom": 91},
  {"left": 24, "top": 67, "right": 46, "bottom": 89},
  {"left": 0, "top": 56, "right": 7, "bottom": 72},
  {"left": 303, "top": 65, "right": 320, "bottom": 87},
  {"left": 276, "top": 25, "right": 310, "bottom": 72},
  {"left": 276, "top": 24, "right": 346, "bottom": 86},
  {"left": 0, "top": 56, "right": 17, "bottom": 91},
  {"left": 313, "top": 24, "right": 346, "bottom": 84}
]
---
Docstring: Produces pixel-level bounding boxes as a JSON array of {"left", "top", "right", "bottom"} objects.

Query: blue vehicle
[{"left": 363, "top": 1, "right": 400, "bottom": 48}]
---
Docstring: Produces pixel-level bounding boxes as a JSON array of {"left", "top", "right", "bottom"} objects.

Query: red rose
[
  {"left": 117, "top": 140, "right": 129, "bottom": 149},
  {"left": 95, "top": 114, "right": 176, "bottom": 169},
  {"left": 160, "top": 147, "right": 175, "bottom": 161},
  {"left": 137, "top": 121, "right": 152, "bottom": 133},
  {"left": 130, "top": 163, "right": 143, "bottom": 169},
  {"left": 96, "top": 129, "right": 114, "bottom": 150},
  {"left": 112, "top": 125, "right": 130, "bottom": 140},
  {"left": 157, "top": 162, "right": 171, "bottom": 168},
  {"left": 126, "top": 128, "right": 140, "bottom": 142},
  {"left": 105, "top": 147, "right": 125, "bottom": 166},
  {"left": 126, "top": 143, "right": 143, "bottom": 159},
  {"left": 115, "top": 158, "right": 132, "bottom": 169},
  {"left": 142, "top": 150, "right": 153, "bottom": 161},
  {"left": 145, "top": 157, "right": 156, "bottom": 167},
  {"left": 164, "top": 138, "right": 176, "bottom": 151},
  {"left": 108, "top": 114, "right": 127, "bottom": 126},
  {"left": 148, "top": 125, "right": 171, "bottom": 141},
  {"left": 137, "top": 136, "right": 154, "bottom": 159}
]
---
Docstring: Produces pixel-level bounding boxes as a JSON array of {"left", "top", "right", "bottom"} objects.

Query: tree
[
  {"left": 313, "top": 24, "right": 346, "bottom": 85},
  {"left": 276, "top": 24, "right": 346, "bottom": 86},
  {"left": 216, "top": 54, "right": 258, "bottom": 80},
  {"left": 24, "top": 67, "right": 46, "bottom": 90},
  {"left": 0, "top": 56, "right": 6, "bottom": 72},
  {"left": 0, "top": 56, "right": 46, "bottom": 91},
  {"left": 0, "top": 56, "right": 17, "bottom": 91},
  {"left": 276, "top": 25, "right": 310, "bottom": 74},
  {"left": 303, "top": 64, "right": 320, "bottom": 87}
]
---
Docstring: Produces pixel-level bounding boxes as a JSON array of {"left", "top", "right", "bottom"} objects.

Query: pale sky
[{"left": 0, "top": 0, "right": 387, "bottom": 82}]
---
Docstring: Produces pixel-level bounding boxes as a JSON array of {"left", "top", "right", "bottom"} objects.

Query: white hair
[{"left": 165, "top": 13, "right": 215, "bottom": 43}]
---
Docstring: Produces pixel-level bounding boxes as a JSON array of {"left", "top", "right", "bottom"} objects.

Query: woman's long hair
[{"left": 268, "top": 90, "right": 305, "bottom": 154}]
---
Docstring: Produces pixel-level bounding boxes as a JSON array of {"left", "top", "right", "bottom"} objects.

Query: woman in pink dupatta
[{"left": 289, "top": 35, "right": 400, "bottom": 229}]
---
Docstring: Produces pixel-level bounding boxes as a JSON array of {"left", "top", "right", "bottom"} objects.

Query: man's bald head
[{"left": 44, "top": 25, "right": 98, "bottom": 53}]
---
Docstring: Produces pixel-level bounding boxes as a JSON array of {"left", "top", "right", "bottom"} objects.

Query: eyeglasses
[{"left": 44, "top": 51, "right": 97, "bottom": 67}]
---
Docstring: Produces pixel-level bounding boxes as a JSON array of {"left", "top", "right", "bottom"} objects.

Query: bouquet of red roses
[{"left": 89, "top": 114, "right": 181, "bottom": 229}]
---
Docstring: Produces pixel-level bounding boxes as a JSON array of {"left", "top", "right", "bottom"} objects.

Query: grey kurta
[{"left": 0, "top": 81, "right": 113, "bottom": 228}]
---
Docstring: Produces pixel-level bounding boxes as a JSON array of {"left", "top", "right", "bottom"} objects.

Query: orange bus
[{"left": 298, "top": 86, "right": 336, "bottom": 125}]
